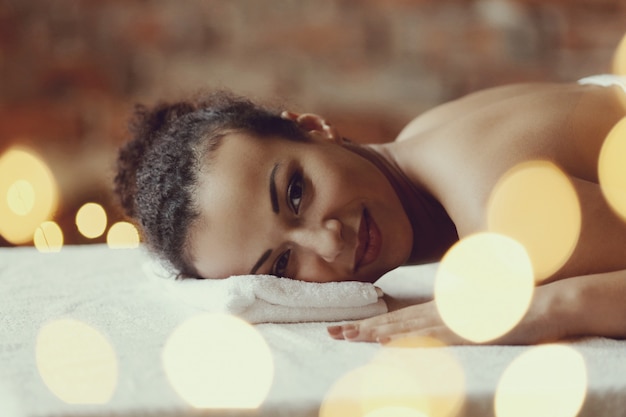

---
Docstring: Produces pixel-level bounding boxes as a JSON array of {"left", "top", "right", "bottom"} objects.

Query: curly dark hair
[{"left": 114, "top": 91, "right": 308, "bottom": 278}]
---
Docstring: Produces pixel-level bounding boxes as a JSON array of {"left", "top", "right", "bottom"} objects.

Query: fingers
[
  {"left": 327, "top": 323, "right": 360, "bottom": 340},
  {"left": 327, "top": 320, "right": 458, "bottom": 345},
  {"left": 326, "top": 313, "right": 394, "bottom": 342},
  {"left": 326, "top": 303, "right": 449, "bottom": 344},
  {"left": 327, "top": 313, "right": 423, "bottom": 343},
  {"left": 328, "top": 319, "right": 423, "bottom": 343}
]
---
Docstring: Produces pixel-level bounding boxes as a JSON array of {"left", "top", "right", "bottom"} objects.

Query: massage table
[{"left": 1, "top": 244, "right": 626, "bottom": 417}]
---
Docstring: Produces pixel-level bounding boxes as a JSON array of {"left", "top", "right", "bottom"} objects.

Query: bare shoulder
[
  {"left": 395, "top": 82, "right": 552, "bottom": 141},
  {"left": 389, "top": 82, "right": 565, "bottom": 234},
  {"left": 389, "top": 79, "right": 626, "bottom": 279}
]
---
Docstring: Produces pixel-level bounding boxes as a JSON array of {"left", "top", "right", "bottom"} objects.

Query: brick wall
[{"left": 1, "top": 0, "right": 625, "bottom": 246}]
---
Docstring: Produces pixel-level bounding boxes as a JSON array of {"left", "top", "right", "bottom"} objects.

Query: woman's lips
[{"left": 354, "top": 208, "right": 382, "bottom": 272}]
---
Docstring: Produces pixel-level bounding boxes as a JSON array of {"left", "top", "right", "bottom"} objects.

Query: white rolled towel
[{"left": 142, "top": 260, "right": 387, "bottom": 324}]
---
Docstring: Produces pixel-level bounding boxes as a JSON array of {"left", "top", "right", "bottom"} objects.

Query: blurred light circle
[
  {"left": 34, "top": 221, "right": 64, "bottom": 253},
  {"left": 7, "top": 179, "right": 35, "bottom": 216},
  {"left": 76, "top": 203, "right": 107, "bottom": 239},
  {"left": 321, "top": 342, "right": 465, "bottom": 417},
  {"left": 0, "top": 147, "right": 59, "bottom": 244},
  {"left": 435, "top": 233, "right": 534, "bottom": 343},
  {"left": 613, "top": 32, "right": 626, "bottom": 76},
  {"left": 36, "top": 319, "right": 118, "bottom": 404},
  {"left": 383, "top": 335, "right": 447, "bottom": 349},
  {"left": 598, "top": 117, "right": 626, "bottom": 222},
  {"left": 162, "top": 313, "right": 274, "bottom": 409},
  {"left": 320, "top": 364, "right": 429, "bottom": 417},
  {"left": 364, "top": 406, "right": 428, "bottom": 417},
  {"left": 487, "top": 160, "right": 581, "bottom": 282},
  {"left": 106, "top": 221, "right": 140, "bottom": 249},
  {"left": 495, "top": 344, "right": 587, "bottom": 417}
]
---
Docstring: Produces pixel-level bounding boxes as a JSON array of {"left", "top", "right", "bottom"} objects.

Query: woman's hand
[
  {"left": 328, "top": 300, "right": 468, "bottom": 345},
  {"left": 327, "top": 281, "right": 577, "bottom": 346}
]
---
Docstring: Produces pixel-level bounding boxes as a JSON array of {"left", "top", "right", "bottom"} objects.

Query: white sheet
[{"left": 1, "top": 245, "right": 626, "bottom": 417}]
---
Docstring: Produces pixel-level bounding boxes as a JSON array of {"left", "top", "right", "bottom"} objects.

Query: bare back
[{"left": 387, "top": 81, "right": 626, "bottom": 280}]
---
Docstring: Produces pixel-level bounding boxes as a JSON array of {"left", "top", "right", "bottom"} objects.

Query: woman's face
[{"left": 187, "top": 128, "right": 413, "bottom": 283}]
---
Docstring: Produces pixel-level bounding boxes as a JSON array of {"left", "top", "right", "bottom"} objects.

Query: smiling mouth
[{"left": 354, "top": 207, "right": 382, "bottom": 273}]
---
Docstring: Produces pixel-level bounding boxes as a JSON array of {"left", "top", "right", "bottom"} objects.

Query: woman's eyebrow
[
  {"left": 250, "top": 249, "right": 272, "bottom": 274},
  {"left": 269, "top": 162, "right": 280, "bottom": 214}
]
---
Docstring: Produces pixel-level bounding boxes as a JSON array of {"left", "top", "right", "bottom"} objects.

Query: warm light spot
[
  {"left": 36, "top": 319, "right": 118, "bottom": 404},
  {"left": 613, "top": 32, "right": 626, "bottom": 76},
  {"left": 487, "top": 160, "right": 581, "bottom": 282},
  {"left": 0, "top": 147, "right": 59, "bottom": 244},
  {"left": 364, "top": 406, "right": 428, "bottom": 417},
  {"left": 321, "top": 342, "right": 465, "bottom": 417},
  {"left": 34, "top": 221, "right": 64, "bottom": 252},
  {"left": 7, "top": 179, "right": 35, "bottom": 215},
  {"left": 599, "top": 117, "right": 626, "bottom": 222},
  {"left": 76, "top": 203, "right": 107, "bottom": 239},
  {"left": 162, "top": 313, "right": 274, "bottom": 409},
  {"left": 495, "top": 345, "right": 587, "bottom": 417},
  {"left": 435, "top": 233, "right": 534, "bottom": 343},
  {"left": 106, "top": 221, "right": 140, "bottom": 249},
  {"left": 320, "top": 364, "right": 430, "bottom": 417}
]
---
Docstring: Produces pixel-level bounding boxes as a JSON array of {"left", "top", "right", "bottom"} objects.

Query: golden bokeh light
[
  {"left": 162, "top": 313, "right": 274, "bottom": 409},
  {"left": 434, "top": 233, "right": 534, "bottom": 343},
  {"left": 320, "top": 364, "right": 430, "bottom": 417},
  {"left": 495, "top": 345, "right": 587, "bottom": 417},
  {"left": 7, "top": 179, "right": 35, "bottom": 216},
  {"left": 321, "top": 342, "right": 465, "bottom": 417},
  {"left": 613, "top": 32, "right": 626, "bottom": 76},
  {"left": 598, "top": 117, "right": 626, "bottom": 222},
  {"left": 364, "top": 406, "right": 428, "bottom": 417},
  {"left": 487, "top": 160, "right": 581, "bottom": 282},
  {"left": 0, "top": 147, "right": 59, "bottom": 245},
  {"left": 76, "top": 202, "right": 107, "bottom": 239},
  {"left": 34, "top": 221, "right": 64, "bottom": 253},
  {"left": 106, "top": 221, "right": 140, "bottom": 249},
  {"left": 36, "top": 319, "right": 118, "bottom": 404}
]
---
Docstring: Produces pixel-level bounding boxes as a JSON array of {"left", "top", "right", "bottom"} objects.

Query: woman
[{"left": 115, "top": 75, "right": 626, "bottom": 345}]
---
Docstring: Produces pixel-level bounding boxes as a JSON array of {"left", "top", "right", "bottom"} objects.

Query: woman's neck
[{"left": 344, "top": 141, "right": 459, "bottom": 264}]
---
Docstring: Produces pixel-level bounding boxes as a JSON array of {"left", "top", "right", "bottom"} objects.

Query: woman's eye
[
  {"left": 287, "top": 171, "right": 304, "bottom": 214},
  {"left": 272, "top": 249, "right": 291, "bottom": 277}
]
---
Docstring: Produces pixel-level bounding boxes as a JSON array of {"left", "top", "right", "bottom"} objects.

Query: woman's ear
[{"left": 281, "top": 111, "right": 341, "bottom": 143}]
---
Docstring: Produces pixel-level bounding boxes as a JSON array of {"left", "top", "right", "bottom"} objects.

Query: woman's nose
[{"left": 289, "top": 219, "right": 343, "bottom": 262}]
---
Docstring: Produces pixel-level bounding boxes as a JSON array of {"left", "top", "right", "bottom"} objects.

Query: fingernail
[{"left": 327, "top": 326, "right": 342, "bottom": 336}]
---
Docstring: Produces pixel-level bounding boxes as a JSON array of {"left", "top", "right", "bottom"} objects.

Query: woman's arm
[
  {"left": 327, "top": 269, "right": 626, "bottom": 345},
  {"left": 561, "top": 269, "right": 626, "bottom": 339}
]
